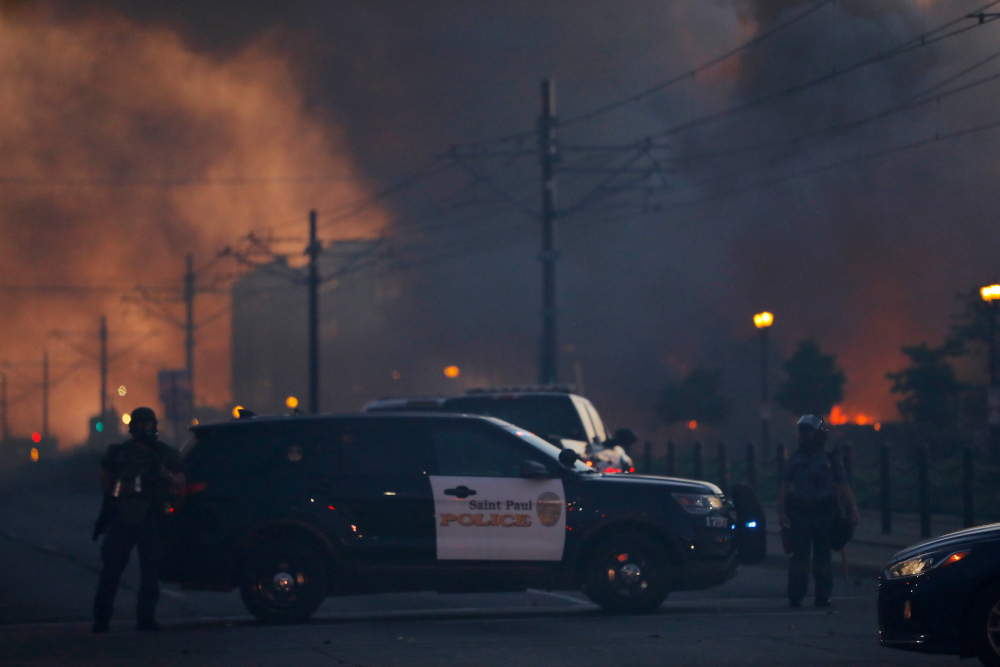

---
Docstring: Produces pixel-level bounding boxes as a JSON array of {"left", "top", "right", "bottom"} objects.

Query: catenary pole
[
  {"left": 184, "top": 254, "right": 195, "bottom": 418},
  {"left": 0, "top": 372, "right": 7, "bottom": 442},
  {"left": 307, "top": 210, "right": 321, "bottom": 414},
  {"left": 99, "top": 315, "right": 108, "bottom": 416},
  {"left": 538, "top": 79, "right": 559, "bottom": 385},
  {"left": 42, "top": 349, "right": 49, "bottom": 440}
]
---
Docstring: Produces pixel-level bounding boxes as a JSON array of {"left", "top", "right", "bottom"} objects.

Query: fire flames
[{"left": 828, "top": 405, "right": 875, "bottom": 427}]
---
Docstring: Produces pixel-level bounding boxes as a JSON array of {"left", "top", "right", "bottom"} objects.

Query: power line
[
  {"left": 559, "top": 0, "right": 835, "bottom": 128},
  {"left": 678, "top": 41, "right": 1000, "bottom": 168},
  {"left": 637, "top": 0, "right": 1000, "bottom": 144},
  {"left": 0, "top": 174, "right": 383, "bottom": 187}
]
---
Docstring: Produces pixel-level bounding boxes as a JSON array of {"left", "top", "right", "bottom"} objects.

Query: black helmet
[
  {"left": 797, "top": 414, "right": 827, "bottom": 433},
  {"left": 129, "top": 407, "right": 158, "bottom": 443},
  {"left": 797, "top": 414, "right": 828, "bottom": 451},
  {"left": 129, "top": 407, "right": 157, "bottom": 425}
]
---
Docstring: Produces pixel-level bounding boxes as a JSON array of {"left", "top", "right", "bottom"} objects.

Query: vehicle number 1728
[{"left": 705, "top": 516, "right": 728, "bottom": 528}]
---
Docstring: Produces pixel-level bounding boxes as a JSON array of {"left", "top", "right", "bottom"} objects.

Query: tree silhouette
[
  {"left": 886, "top": 343, "right": 961, "bottom": 428},
  {"left": 775, "top": 340, "right": 845, "bottom": 417},
  {"left": 657, "top": 367, "right": 730, "bottom": 427}
]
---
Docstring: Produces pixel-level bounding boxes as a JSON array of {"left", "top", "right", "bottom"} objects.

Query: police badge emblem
[{"left": 536, "top": 491, "right": 562, "bottom": 527}]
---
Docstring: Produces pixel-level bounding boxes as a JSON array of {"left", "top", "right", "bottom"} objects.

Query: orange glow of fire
[{"left": 829, "top": 406, "right": 876, "bottom": 427}]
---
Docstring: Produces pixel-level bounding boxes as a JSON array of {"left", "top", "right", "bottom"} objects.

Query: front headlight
[
  {"left": 886, "top": 549, "right": 970, "bottom": 579},
  {"left": 673, "top": 493, "right": 724, "bottom": 515}
]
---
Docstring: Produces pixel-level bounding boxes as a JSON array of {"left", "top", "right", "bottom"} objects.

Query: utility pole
[
  {"left": 761, "top": 324, "right": 770, "bottom": 453},
  {"left": 184, "top": 254, "right": 195, "bottom": 418},
  {"left": 538, "top": 78, "right": 559, "bottom": 385},
  {"left": 990, "top": 299, "right": 999, "bottom": 461},
  {"left": 307, "top": 210, "right": 322, "bottom": 414},
  {"left": 753, "top": 312, "right": 774, "bottom": 458},
  {"left": 0, "top": 372, "right": 7, "bottom": 442},
  {"left": 99, "top": 315, "right": 108, "bottom": 416},
  {"left": 42, "top": 349, "right": 49, "bottom": 440}
]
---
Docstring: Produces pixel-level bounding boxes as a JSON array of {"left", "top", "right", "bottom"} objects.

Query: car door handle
[{"left": 444, "top": 486, "right": 477, "bottom": 499}]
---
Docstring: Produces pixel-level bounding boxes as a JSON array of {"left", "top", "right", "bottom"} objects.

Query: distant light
[
  {"left": 982, "top": 285, "right": 1000, "bottom": 302},
  {"left": 874, "top": 422, "right": 882, "bottom": 432},
  {"left": 232, "top": 405, "right": 244, "bottom": 418},
  {"left": 391, "top": 370, "right": 401, "bottom": 380},
  {"left": 191, "top": 418, "right": 199, "bottom": 425},
  {"left": 31, "top": 432, "right": 41, "bottom": 443},
  {"left": 117, "top": 385, "right": 127, "bottom": 397},
  {"left": 30, "top": 447, "right": 38, "bottom": 462},
  {"left": 687, "top": 420, "right": 697, "bottom": 430},
  {"left": 285, "top": 396, "right": 299, "bottom": 409},
  {"left": 95, "top": 421, "right": 104, "bottom": 433},
  {"left": 753, "top": 312, "right": 774, "bottom": 329},
  {"left": 444, "top": 365, "right": 460, "bottom": 378},
  {"left": 746, "top": 521, "right": 757, "bottom": 528},
  {"left": 122, "top": 414, "right": 131, "bottom": 425}
]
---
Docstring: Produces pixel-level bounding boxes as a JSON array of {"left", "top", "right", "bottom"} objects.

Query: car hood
[
  {"left": 581, "top": 472, "right": 721, "bottom": 495},
  {"left": 891, "top": 522, "right": 1000, "bottom": 562}
]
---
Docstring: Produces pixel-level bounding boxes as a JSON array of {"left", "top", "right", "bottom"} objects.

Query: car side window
[
  {"left": 583, "top": 400, "right": 608, "bottom": 443},
  {"left": 433, "top": 422, "right": 533, "bottom": 477},
  {"left": 571, "top": 395, "right": 597, "bottom": 443},
  {"left": 185, "top": 426, "right": 282, "bottom": 480},
  {"left": 273, "top": 421, "right": 341, "bottom": 469},
  {"left": 339, "top": 420, "right": 433, "bottom": 476}
]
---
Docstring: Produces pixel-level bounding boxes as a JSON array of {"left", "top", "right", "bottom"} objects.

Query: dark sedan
[{"left": 879, "top": 523, "right": 1000, "bottom": 666}]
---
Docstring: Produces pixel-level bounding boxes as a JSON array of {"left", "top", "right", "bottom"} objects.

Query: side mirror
[
  {"left": 558, "top": 449, "right": 579, "bottom": 467},
  {"left": 612, "top": 428, "right": 637, "bottom": 449},
  {"left": 543, "top": 434, "right": 564, "bottom": 448},
  {"left": 520, "top": 460, "right": 552, "bottom": 479}
]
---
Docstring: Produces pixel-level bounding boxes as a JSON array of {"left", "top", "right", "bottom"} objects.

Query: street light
[
  {"left": 981, "top": 286, "right": 1000, "bottom": 460},
  {"left": 754, "top": 312, "right": 774, "bottom": 457}
]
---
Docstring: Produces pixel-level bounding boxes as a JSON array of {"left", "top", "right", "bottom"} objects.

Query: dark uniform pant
[
  {"left": 93, "top": 517, "right": 164, "bottom": 624},
  {"left": 786, "top": 496, "right": 838, "bottom": 603}
]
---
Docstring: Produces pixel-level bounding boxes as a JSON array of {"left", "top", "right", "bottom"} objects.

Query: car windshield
[
  {"left": 486, "top": 418, "right": 596, "bottom": 474},
  {"left": 443, "top": 395, "right": 587, "bottom": 441}
]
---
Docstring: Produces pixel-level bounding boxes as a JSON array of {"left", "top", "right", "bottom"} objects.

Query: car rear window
[{"left": 441, "top": 395, "right": 586, "bottom": 442}]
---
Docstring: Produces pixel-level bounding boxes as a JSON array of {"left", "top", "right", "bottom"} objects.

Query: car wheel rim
[
  {"left": 257, "top": 559, "right": 308, "bottom": 609},
  {"left": 605, "top": 550, "right": 653, "bottom": 598},
  {"left": 987, "top": 600, "right": 1000, "bottom": 656}
]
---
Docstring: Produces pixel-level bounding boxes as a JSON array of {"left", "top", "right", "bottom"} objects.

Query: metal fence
[{"left": 637, "top": 438, "right": 999, "bottom": 538}]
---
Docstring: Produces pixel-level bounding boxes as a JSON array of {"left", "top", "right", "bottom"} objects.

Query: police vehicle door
[
  {"left": 429, "top": 420, "right": 565, "bottom": 561},
  {"left": 314, "top": 418, "right": 436, "bottom": 564}
]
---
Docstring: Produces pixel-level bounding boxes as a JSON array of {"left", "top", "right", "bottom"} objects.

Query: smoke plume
[{"left": 0, "top": 4, "right": 385, "bottom": 444}]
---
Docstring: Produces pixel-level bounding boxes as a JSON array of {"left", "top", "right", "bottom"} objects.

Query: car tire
[
  {"left": 973, "top": 584, "right": 1000, "bottom": 667},
  {"left": 582, "top": 531, "right": 671, "bottom": 614},
  {"left": 239, "top": 540, "right": 328, "bottom": 624}
]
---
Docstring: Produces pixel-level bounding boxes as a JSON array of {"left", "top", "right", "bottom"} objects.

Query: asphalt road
[{"left": 0, "top": 456, "right": 967, "bottom": 666}]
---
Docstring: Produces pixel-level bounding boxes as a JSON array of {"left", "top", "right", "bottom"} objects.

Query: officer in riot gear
[
  {"left": 92, "top": 407, "right": 184, "bottom": 632},
  {"left": 778, "top": 414, "right": 860, "bottom": 608}
]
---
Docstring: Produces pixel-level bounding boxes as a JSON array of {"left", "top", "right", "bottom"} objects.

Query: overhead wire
[
  {"left": 636, "top": 0, "right": 1000, "bottom": 143},
  {"left": 559, "top": 0, "right": 835, "bottom": 128}
]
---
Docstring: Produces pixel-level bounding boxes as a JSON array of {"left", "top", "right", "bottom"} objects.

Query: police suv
[
  {"left": 163, "top": 413, "right": 765, "bottom": 624},
  {"left": 364, "top": 387, "right": 636, "bottom": 474}
]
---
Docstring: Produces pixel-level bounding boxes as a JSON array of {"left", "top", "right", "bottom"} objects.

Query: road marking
[{"left": 526, "top": 589, "right": 591, "bottom": 605}]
